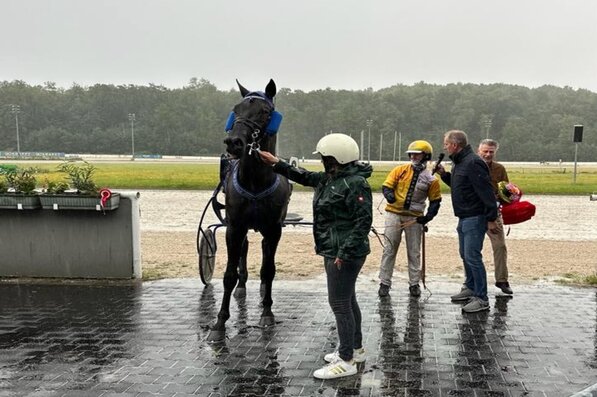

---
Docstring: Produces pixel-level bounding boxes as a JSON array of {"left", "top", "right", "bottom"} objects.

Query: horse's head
[{"left": 224, "top": 79, "right": 278, "bottom": 158}]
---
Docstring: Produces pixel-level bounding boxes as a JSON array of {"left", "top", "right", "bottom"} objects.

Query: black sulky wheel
[{"left": 198, "top": 228, "right": 216, "bottom": 285}]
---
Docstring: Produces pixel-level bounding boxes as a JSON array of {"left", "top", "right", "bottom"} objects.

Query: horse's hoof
[
  {"left": 233, "top": 287, "right": 246, "bottom": 299},
  {"left": 207, "top": 329, "right": 226, "bottom": 342},
  {"left": 259, "top": 316, "right": 275, "bottom": 328}
]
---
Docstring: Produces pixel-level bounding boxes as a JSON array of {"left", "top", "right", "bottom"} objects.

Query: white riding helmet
[{"left": 313, "top": 133, "right": 360, "bottom": 164}]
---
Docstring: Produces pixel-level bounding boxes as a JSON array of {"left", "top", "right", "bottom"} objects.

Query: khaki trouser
[
  {"left": 487, "top": 214, "right": 508, "bottom": 283},
  {"left": 378, "top": 212, "right": 422, "bottom": 287}
]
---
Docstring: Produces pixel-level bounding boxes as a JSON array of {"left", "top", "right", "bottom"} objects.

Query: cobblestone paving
[{"left": 0, "top": 278, "right": 596, "bottom": 396}]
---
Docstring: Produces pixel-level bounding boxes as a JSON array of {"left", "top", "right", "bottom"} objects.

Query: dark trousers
[{"left": 324, "top": 256, "right": 365, "bottom": 361}]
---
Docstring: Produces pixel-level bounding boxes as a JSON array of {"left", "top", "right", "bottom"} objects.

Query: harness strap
[
  {"left": 245, "top": 92, "right": 275, "bottom": 107},
  {"left": 232, "top": 163, "right": 281, "bottom": 200},
  {"left": 403, "top": 167, "right": 423, "bottom": 210}
]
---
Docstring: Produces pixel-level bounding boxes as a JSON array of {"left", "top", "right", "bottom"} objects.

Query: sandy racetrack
[{"left": 142, "top": 231, "right": 596, "bottom": 285}]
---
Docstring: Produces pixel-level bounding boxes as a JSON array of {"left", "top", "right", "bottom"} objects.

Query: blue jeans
[
  {"left": 324, "top": 256, "right": 365, "bottom": 362},
  {"left": 457, "top": 215, "right": 488, "bottom": 301}
]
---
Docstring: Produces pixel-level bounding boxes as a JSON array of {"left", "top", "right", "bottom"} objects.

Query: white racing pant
[{"left": 378, "top": 211, "right": 423, "bottom": 287}]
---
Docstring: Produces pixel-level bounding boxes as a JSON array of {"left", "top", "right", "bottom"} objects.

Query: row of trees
[{"left": 1, "top": 78, "right": 596, "bottom": 161}]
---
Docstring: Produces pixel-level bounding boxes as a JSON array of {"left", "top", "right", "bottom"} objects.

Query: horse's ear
[
  {"left": 265, "top": 79, "right": 276, "bottom": 99},
  {"left": 236, "top": 79, "right": 249, "bottom": 98}
]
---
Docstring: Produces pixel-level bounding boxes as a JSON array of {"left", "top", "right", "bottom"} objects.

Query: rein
[{"left": 372, "top": 219, "right": 418, "bottom": 249}]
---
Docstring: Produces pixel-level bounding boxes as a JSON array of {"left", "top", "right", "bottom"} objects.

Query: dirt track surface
[
  {"left": 137, "top": 189, "right": 596, "bottom": 283},
  {"left": 142, "top": 231, "right": 596, "bottom": 283}
]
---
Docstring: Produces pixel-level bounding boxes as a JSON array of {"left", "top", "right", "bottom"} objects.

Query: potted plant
[
  {"left": 39, "top": 161, "right": 120, "bottom": 211},
  {"left": 43, "top": 179, "right": 69, "bottom": 195},
  {"left": 58, "top": 161, "right": 98, "bottom": 195},
  {"left": 0, "top": 167, "right": 42, "bottom": 210}
]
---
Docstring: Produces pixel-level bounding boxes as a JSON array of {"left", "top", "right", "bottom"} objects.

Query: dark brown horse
[{"left": 207, "top": 79, "right": 291, "bottom": 341}]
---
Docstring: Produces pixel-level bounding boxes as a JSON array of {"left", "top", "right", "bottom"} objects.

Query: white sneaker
[
  {"left": 313, "top": 358, "right": 357, "bottom": 379},
  {"left": 324, "top": 347, "right": 366, "bottom": 363}
]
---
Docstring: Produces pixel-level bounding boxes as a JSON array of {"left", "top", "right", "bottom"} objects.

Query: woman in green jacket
[{"left": 259, "top": 133, "right": 373, "bottom": 380}]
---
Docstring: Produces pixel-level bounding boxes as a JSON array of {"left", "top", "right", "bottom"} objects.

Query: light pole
[
  {"left": 11, "top": 105, "right": 21, "bottom": 156},
  {"left": 359, "top": 130, "right": 364, "bottom": 161},
  {"left": 128, "top": 113, "right": 136, "bottom": 160},
  {"left": 483, "top": 116, "right": 492, "bottom": 139},
  {"left": 392, "top": 131, "right": 397, "bottom": 161},
  {"left": 366, "top": 119, "right": 373, "bottom": 162}
]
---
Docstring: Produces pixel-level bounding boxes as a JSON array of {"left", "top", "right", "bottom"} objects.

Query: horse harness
[
  {"left": 230, "top": 161, "right": 281, "bottom": 201},
  {"left": 220, "top": 155, "right": 284, "bottom": 231},
  {"left": 222, "top": 91, "right": 287, "bottom": 229}
]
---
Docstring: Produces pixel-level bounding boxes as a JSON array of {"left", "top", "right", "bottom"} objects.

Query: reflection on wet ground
[
  {"left": 1, "top": 278, "right": 596, "bottom": 396},
  {"left": 0, "top": 283, "right": 142, "bottom": 394}
]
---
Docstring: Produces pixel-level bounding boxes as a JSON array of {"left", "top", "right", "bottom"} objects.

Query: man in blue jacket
[{"left": 435, "top": 130, "right": 498, "bottom": 313}]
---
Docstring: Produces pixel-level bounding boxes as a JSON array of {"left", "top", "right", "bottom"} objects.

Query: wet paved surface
[{"left": 1, "top": 277, "right": 596, "bottom": 397}]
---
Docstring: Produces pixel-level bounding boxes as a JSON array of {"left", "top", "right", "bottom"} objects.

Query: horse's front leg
[
  {"left": 259, "top": 226, "right": 282, "bottom": 328},
  {"left": 207, "top": 226, "right": 247, "bottom": 341},
  {"left": 233, "top": 236, "right": 249, "bottom": 299}
]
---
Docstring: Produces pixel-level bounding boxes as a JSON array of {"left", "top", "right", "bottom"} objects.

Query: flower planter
[
  {"left": 0, "top": 194, "right": 41, "bottom": 210},
  {"left": 40, "top": 193, "right": 120, "bottom": 211}
]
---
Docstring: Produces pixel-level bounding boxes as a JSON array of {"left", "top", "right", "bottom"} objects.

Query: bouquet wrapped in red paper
[{"left": 497, "top": 181, "right": 536, "bottom": 225}]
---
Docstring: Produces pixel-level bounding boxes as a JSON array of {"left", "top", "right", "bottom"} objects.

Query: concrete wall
[{"left": 0, "top": 194, "right": 141, "bottom": 279}]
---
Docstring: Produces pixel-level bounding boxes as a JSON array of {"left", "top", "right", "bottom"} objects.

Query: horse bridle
[
  {"left": 229, "top": 98, "right": 281, "bottom": 199},
  {"left": 241, "top": 124, "right": 263, "bottom": 156},
  {"left": 232, "top": 99, "right": 274, "bottom": 156}
]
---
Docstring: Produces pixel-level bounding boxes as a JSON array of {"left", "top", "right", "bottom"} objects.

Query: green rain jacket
[{"left": 273, "top": 161, "right": 373, "bottom": 260}]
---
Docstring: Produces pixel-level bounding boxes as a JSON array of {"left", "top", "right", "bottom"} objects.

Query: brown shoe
[{"left": 495, "top": 282, "right": 513, "bottom": 295}]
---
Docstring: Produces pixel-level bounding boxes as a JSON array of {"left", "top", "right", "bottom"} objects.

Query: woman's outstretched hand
[{"left": 258, "top": 150, "right": 280, "bottom": 166}]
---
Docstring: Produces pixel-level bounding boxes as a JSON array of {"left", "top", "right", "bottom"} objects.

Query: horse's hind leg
[
  {"left": 208, "top": 226, "right": 246, "bottom": 341},
  {"left": 233, "top": 236, "right": 249, "bottom": 299},
  {"left": 259, "top": 226, "right": 282, "bottom": 328}
]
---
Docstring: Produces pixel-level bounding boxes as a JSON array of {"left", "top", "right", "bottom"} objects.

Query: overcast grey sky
[{"left": 2, "top": 0, "right": 597, "bottom": 93}]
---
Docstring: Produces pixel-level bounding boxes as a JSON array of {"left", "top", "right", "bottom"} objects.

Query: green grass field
[
  {"left": 14, "top": 161, "right": 597, "bottom": 195},
  {"left": 370, "top": 164, "right": 597, "bottom": 195}
]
